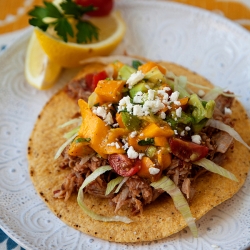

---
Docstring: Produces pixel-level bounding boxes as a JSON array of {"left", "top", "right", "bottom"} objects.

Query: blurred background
[{"left": 0, "top": 0, "right": 250, "bottom": 35}]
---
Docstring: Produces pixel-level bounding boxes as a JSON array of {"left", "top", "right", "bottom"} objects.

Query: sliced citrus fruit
[
  {"left": 25, "top": 32, "right": 62, "bottom": 90},
  {"left": 34, "top": 11, "right": 126, "bottom": 68}
]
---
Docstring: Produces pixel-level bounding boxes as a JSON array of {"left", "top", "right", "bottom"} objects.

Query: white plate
[{"left": 0, "top": 1, "right": 250, "bottom": 249}]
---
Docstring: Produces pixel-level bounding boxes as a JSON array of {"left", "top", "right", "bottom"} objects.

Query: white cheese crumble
[
  {"left": 149, "top": 167, "right": 160, "bottom": 175},
  {"left": 130, "top": 131, "right": 137, "bottom": 138},
  {"left": 180, "top": 130, "right": 185, "bottom": 136},
  {"left": 198, "top": 89, "right": 205, "bottom": 97},
  {"left": 104, "top": 112, "right": 114, "bottom": 125},
  {"left": 133, "top": 104, "right": 144, "bottom": 116},
  {"left": 170, "top": 91, "right": 180, "bottom": 102},
  {"left": 127, "top": 146, "right": 139, "bottom": 159},
  {"left": 126, "top": 70, "right": 145, "bottom": 89},
  {"left": 185, "top": 126, "right": 191, "bottom": 131},
  {"left": 224, "top": 107, "right": 232, "bottom": 115},
  {"left": 191, "top": 134, "right": 202, "bottom": 144},
  {"left": 160, "top": 111, "right": 166, "bottom": 119},
  {"left": 148, "top": 89, "right": 155, "bottom": 100},
  {"left": 118, "top": 96, "right": 133, "bottom": 113},
  {"left": 176, "top": 107, "right": 182, "bottom": 117},
  {"left": 92, "top": 106, "right": 107, "bottom": 118},
  {"left": 138, "top": 153, "right": 145, "bottom": 159},
  {"left": 133, "top": 91, "right": 144, "bottom": 103},
  {"left": 107, "top": 142, "right": 120, "bottom": 149},
  {"left": 92, "top": 106, "right": 114, "bottom": 125}
]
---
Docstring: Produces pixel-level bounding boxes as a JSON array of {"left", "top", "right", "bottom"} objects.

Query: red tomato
[
  {"left": 85, "top": 73, "right": 94, "bottom": 91},
  {"left": 108, "top": 154, "right": 141, "bottom": 177},
  {"left": 85, "top": 70, "right": 108, "bottom": 92},
  {"left": 75, "top": 0, "right": 113, "bottom": 16},
  {"left": 169, "top": 137, "right": 209, "bottom": 162},
  {"left": 92, "top": 70, "right": 108, "bottom": 89}
]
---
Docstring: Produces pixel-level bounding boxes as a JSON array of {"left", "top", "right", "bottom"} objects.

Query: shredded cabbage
[
  {"left": 54, "top": 132, "right": 78, "bottom": 159},
  {"left": 202, "top": 86, "right": 224, "bottom": 101},
  {"left": 63, "top": 126, "right": 80, "bottom": 139},
  {"left": 77, "top": 192, "right": 133, "bottom": 223},
  {"left": 115, "top": 176, "right": 129, "bottom": 193},
  {"left": 194, "top": 158, "right": 238, "bottom": 182},
  {"left": 105, "top": 176, "right": 124, "bottom": 195},
  {"left": 77, "top": 165, "right": 133, "bottom": 223},
  {"left": 58, "top": 117, "right": 82, "bottom": 128},
  {"left": 80, "top": 165, "right": 112, "bottom": 189},
  {"left": 151, "top": 176, "right": 198, "bottom": 237},
  {"left": 206, "top": 119, "right": 250, "bottom": 150}
]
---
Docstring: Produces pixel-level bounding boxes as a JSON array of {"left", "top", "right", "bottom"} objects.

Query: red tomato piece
[
  {"left": 85, "top": 73, "right": 94, "bottom": 91},
  {"left": 92, "top": 70, "right": 108, "bottom": 90},
  {"left": 169, "top": 137, "right": 209, "bottom": 162},
  {"left": 108, "top": 154, "right": 141, "bottom": 177},
  {"left": 85, "top": 70, "right": 108, "bottom": 92},
  {"left": 75, "top": 0, "right": 113, "bottom": 16}
]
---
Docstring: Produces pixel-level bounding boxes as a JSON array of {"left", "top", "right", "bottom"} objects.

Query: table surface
[{"left": 0, "top": 0, "right": 250, "bottom": 249}]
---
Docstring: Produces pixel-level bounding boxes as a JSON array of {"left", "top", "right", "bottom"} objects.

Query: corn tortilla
[{"left": 27, "top": 60, "right": 250, "bottom": 242}]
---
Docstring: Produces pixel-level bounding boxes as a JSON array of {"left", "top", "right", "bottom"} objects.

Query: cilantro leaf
[
  {"left": 76, "top": 20, "right": 99, "bottom": 43},
  {"left": 43, "top": 1, "right": 63, "bottom": 18},
  {"left": 29, "top": 18, "right": 48, "bottom": 31},
  {"left": 54, "top": 18, "right": 74, "bottom": 43},
  {"left": 28, "top": 0, "right": 100, "bottom": 44},
  {"left": 28, "top": 6, "right": 49, "bottom": 31},
  {"left": 60, "top": 0, "right": 96, "bottom": 19}
]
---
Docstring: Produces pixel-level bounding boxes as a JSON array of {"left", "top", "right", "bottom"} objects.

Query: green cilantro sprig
[{"left": 28, "top": 0, "right": 99, "bottom": 43}]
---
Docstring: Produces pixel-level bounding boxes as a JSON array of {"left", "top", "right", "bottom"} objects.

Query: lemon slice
[
  {"left": 34, "top": 11, "right": 126, "bottom": 68},
  {"left": 25, "top": 32, "right": 62, "bottom": 90}
]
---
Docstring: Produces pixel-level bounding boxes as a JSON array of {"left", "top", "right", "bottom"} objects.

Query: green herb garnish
[
  {"left": 28, "top": 0, "right": 99, "bottom": 43},
  {"left": 138, "top": 138, "right": 154, "bottom": 146},
  {"left": 75, "top": 137, "right": 91, "bottom": 143}
]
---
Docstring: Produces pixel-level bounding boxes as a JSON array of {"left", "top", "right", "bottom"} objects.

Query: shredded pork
[{"left": 53, "top": 91, "right": 235, "bottom": 214}]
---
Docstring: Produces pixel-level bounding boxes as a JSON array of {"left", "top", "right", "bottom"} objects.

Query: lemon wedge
[
  {"left": 25, "top": 32, "right": 62, "bottom": 90},
  {"left": 34, "top": 11, "right": 126, "bottom": 68}
]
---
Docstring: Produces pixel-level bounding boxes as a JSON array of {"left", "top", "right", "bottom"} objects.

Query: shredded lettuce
[
  {"left": 206, "top": 119, "right": 250, "bottom": 150},
  {"left": 105, "top": 176, "right": 124, "bottom": 195},
  {"left": 63, "top": 126, "right": 80, "bottom": 139},
  {"left": 202, "top": 86, "right": 224, "bottom": 101},
  {"left": 77, "top": 165, "right": 133, "bottom": 223},
  {"left": 80, "top": 165, "right": 112, "bottom": 189},
  {"left": 151, "top": 176, "right": 198, "bottom": 237},
  {"left": 194, "top": 158, "right": 238, "bottom": 182},
  {"left": 115, "top": 176, "right": 129, "bottom": 193},
  {"left": 58, "top": 117, "right": 82, "bottom": 128},
  {"left": 54, "top": 132, "right": 78, "bottom": 159}
]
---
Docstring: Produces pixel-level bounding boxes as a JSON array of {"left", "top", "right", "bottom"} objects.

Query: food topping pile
[{"left": 53, "top": 59, "right": 249, "bottom": 236}]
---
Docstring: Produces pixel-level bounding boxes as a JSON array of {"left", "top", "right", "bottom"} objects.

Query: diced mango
[
  {"left": 68, "top": 136, "right": 94, "bottom": 157},
  {"left": 109, "top": 61, "right": 124, "bottom": 78},
  {"left": 154, "top": 136, "right": 167, "bottom": 147},
  {"left": 137, "top": 157, "right": 162, "bottom": 181},
  {"left": 157, "top": 149, "right": 171, "bottom": 170},
  {"left": 141, "top": 123, "right": 174, "bottom": 138},
  {"left": 116, "top": 113, "right": 125, "bottom": 128},
  {"left": 78, "top": 99, "right": 109, "bottom": 158},
  {"left": 137, "top": 157, "right": 155, "bottom": 178},
  {"left": 128, "top": 135, "right": 148, "bottom": 153},
  {"left": 88, "top": 92, "right": 104, "bottom": 107},
  {"left": 95, "top": 79, "right": 125, "bottom": 103},
  {"left": 138, "top": 61, "right": 167, "bottom": 74},
  {"left": 171, "top": 97, "right": 189, "bottom": 110},
  {"left": 103, "top": 128, "right": 129, "bottom": 154}
]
